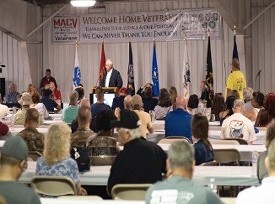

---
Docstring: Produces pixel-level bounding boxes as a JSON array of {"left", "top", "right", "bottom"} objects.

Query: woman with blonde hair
[
  {"left": 27, "top": 83, "right": 39, "bottom": 96},
  {"left": 35, "top": 122, "right": 87, "bottom": 195}
]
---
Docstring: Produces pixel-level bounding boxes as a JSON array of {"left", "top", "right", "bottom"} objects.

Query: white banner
[{"left": 52, "top": 9, "right": 221, "bottom": 43}]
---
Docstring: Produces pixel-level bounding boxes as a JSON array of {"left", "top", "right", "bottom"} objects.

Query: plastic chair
[
  {"left": 158, "top": 136, "right": 191, "bottom": 144},
  {"left": 28, "top": 151, "right": 42, "bottom": 161},
  {"left": 224, "top": 138, "right": 248, "bottom": 145},
  {"left": 213, "top": 149, "right": 240, "bottom": 165},
  {"left": 31, "top": 176, "right": 77, "bottom": 197},
  {"left": 111, "top": 184, "right": 152, "bottom": 200}
]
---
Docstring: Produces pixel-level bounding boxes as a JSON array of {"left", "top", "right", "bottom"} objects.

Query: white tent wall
[
  {"left": 249, "top": 0, "right": 275, "bottom": 93},
  {"left": 42, "top": 1, "right": 239, "bottom": 102}
]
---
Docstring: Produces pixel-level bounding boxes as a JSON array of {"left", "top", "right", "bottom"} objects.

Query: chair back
[
  {"left": 158, "top": 136, "right": 191, "bottom": 144},
  {"left": 111, "top": 184, "right": 152, "bottom": 200},
  {"left": 28, "top": 151, "right": 42, "bottom": 161},
  {"left": 213, "top": 149, "right": 240, "bottom": 165},
  {"left": 209, "top": 139, "right": 240, "bottom": 145},
  {"left": 58, "top": 196, "right": 103, "bottom": 200},
  {"left": 31, "top": 176, "right": 77, "bottom": 197}
]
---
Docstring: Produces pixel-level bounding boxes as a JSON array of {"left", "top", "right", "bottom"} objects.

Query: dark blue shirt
[
  {"left": 194, "top": 139, "right": 214, "bottom": 165},
  {"left": 40, "top": 97, "right": 58, "bottom": 113},
  {"left": 91, "top": 102, "right": 111, "bottom": 117},
  {"left": 165, "top": 108, "right": 192, "bottom": 139},
  {"left": 111, "top": 96, "right": 125, "bottom": 110}
]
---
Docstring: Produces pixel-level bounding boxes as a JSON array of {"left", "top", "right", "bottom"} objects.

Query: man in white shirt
[
  {"left": 221, "top": 99, "right": 256, "bottom": 144},
  {"left": 236, "top": 135, "right": 275, "bottom": 204},
  {"left": 100, "top": 59, "right": 123, "bottom": 89}
]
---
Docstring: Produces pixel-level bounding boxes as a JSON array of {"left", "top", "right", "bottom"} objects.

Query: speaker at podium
[{"left": 90, "top": 87, "right": 118, "bottom": 107}]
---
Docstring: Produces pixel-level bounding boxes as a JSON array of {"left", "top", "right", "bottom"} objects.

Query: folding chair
[
  {"left": 158, "top": 136, "right": 191, "bottom": 144},
  {"left": 31, "top": 176, "right": 77, "bottom": 197},
  {"left": 111, "top": 184, "right": 151, "bottom": 200},
  {"left": 213, "top": 149, "right": 240, "bottom": 166}
]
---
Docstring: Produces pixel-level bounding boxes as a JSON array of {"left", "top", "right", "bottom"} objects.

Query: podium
[{"left": 90, "top": 87, "right": 118, "bottom": 107}]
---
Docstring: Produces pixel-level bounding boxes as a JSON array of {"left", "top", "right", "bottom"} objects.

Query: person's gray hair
[
  {"left": 243, "top": 87, "right": 254, "bottom": 101},
  {"left": 168, "top": 141, "right": 194, "bottom": 169},
  {"left": 122, "top": 127, "right": 140, "bottom": 139},
  {"left": 233, "top": 99, "right": 244, "bottom": 109}
]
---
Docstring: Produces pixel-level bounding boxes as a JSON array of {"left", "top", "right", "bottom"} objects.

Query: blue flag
[
  {"left": 73, "top": 44, "right": 81, "bottom": 87},
  {"left": 151, "top": 42, "right": 159, "bottom": 96}
]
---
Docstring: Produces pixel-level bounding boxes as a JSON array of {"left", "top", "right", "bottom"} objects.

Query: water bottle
[
  {"left": 251, "top": 151, "right": 259, "bottom": 176},
  {"left": 208, "top": 178, "right": 217, "bottom": 193}
]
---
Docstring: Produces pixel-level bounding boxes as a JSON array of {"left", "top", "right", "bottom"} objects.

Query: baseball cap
[
  {"left": 1, "top": 136, "right": 28, "bottom": 160},
  {"left": 19, "top": 92, "right": 33, "bottom": 106},
  {"left": 111, "top": 109, "right": 140, "bottom": 129},
  {"left": 119, "top": 87, "right": 128, "bottom": 95}
]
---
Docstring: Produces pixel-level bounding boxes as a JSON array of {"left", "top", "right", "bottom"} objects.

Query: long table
[
  {"left": 41, "top": 198, "right": 144, "bottom": 204},
  {"left": 20, "top": 161, "right": 259, "bottom": 186}
]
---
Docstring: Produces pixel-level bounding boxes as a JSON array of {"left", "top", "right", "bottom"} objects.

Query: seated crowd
[{"left": 1, "top": 77, "right": 275, "bottom": 203}]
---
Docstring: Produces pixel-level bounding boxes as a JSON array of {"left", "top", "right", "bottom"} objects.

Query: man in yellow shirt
[{"left": 226, "top": 58, "right": 246, "bottom": 99}]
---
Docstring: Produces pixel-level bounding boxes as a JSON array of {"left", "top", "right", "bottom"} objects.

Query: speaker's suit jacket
[{"left": 100, "top": 68, "right": 123, "bottom": 89}]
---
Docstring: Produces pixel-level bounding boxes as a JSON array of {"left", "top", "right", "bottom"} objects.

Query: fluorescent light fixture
[{"left": 70, "top": 0, "right": 96, "bottom": 7}]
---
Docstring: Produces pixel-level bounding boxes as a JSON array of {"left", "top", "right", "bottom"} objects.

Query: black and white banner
[{"left": 52, "top": 9, "right": 221, "bottom": 43}]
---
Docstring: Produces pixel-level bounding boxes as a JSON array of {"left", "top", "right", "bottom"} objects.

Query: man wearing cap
[
  {"left": 145, "top": 141, "right": 222, "bottom": 204},
  {"left": 15, "top": 92, "right": 43, "bottom": 126},
  {"left": 107, "top": 109, "right": 167, "bottom": 194},
  {"left": 100, "top": 59, "right": 123, "bottom": 89},
  {"left": 0, "top": 136, "right": 41, "bottom": 204},
  {"left": 111, "top": 87, "right": 127, "bottom": 110}
]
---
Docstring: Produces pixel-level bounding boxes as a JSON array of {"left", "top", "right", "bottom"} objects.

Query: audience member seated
[
  {"left": 39, "top": 68, "right": 57, "bottom": 93},
  {"left": 0, "top": 103, "right": 9, "bottom": 118},
  {"left": 91, "top": 87, "right": 111, "bottom": 118},
  {"left": 192, "top": 114, "right": 214, "bottom": 165},
  {"left": 111, "top": 87, "right": 127, "bottom": 110},
  {"left": 62, "top": 91, "right": 79, "bottom": 123},
  {"left": 145, "top": 140, "right": 222, "bottom": 204},
  {"left": 27, "top": 83, "right": 39, "bottom": 96},
  {"left": 0, "top": 136, "right": 41, "bottom": 204},
  {"left": 74, "top": 86, "right": 85, "bottom": 105},
  {"left": 141, "top": 86, "right": 158, "bottom": 113},
  {"left": 107, "top": 109, "right": 167, "bottom": 194},
  {"left": 236, "top": 135, "right": 275, "bottom": 204},
  {"left": 221, "top": 99, "right": 256, "bottom": 144},
  {"left": 169, "top": 86, "right": 178, "bottom": 110},
  {"left": 137, "top": 82, "right": 153, "bottom": 98},
  {"left": 211, "top": 93, "right": 226, "bottom": 122},
  {"left": 40, "top": 89, "right": 61, "bottom": 113},
  {"left": 15, "top": 92, "right": 43, "bottom": 126},
  {"left": 36, "top": 122, "right": 87, "bottom": 195},
  {"left": 0, "top": 122, "right": 9, "bottom": 139},
  {"left": 153, "top": 88, "right": 172, "bottom": 120},
  {"left": 199, "top": 80, "right": 212, "bottom": 108},
  {"left": 255, "top": 109, "right": 270, "bottom": 127},
  {"left": 257, "top": 122, "right": 275, "bottom": 183},
  {"left": 71, "top": 106, "right": 95, "bottom": 147},
  {"left": 165, "top": 96, "right": 192, "bottom": 141},
  {"left": 243, "top": 87, "right": 254, "bottom": 111},
  {"left": 219, "top": 95, "right": 236, "bottom": 125},
  {"left": 71, "top": 99, "right": 94, "bottom": 133},
  {"left": 187, "top": 94, "right": 199, "bottom": 115},
  {"left": 6, "top": 82, "right": 20, "bottom": 104},
  {"left": 49, "top": 81, "right": 62, "bottom": 107},
  {"left": 87, "top": 110, "right": 119, "bottom": 166},
  {"left": 131, "top": 94, "right": 153, "bottom": 138},
  {"left": 232, "top": 89, "right": 240, "bottom": 99},
  {"left": 30, "top": 92, "right": 49, "bottom": 119},
  {"left": 18, "top": 108, "right": 44, "bottom": 154},
  {"left": 258, "top": 92, "right": 275, "bottom": 125},
  {"left": 244, "top": 91, "right": 264, "bottom": 121}
]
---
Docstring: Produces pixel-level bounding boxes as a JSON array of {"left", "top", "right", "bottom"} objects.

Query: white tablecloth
[
  {"left": 41, "top": 198, "right": 144, "bottom": 204},
  {"left": 20, "top": 162, "right": 258, "bottom": 186},
  {"left": 10, "top": 126, "right": 49, "bottom": 134}
]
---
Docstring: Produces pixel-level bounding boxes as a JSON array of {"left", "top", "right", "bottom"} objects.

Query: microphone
[{"left": 255, "top": 70, "right": 262, "bottom": 78}]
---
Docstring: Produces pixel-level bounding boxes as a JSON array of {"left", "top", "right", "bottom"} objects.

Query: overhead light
[{"left": 70, "top": 0, "right": 96, "bottom": 7}]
